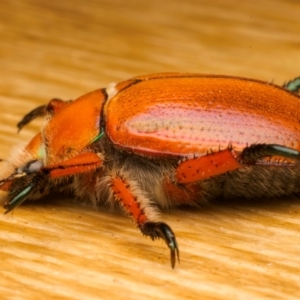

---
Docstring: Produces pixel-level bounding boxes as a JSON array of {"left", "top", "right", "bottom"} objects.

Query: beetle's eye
[{"left": 17, "top": 159, "right": 44, "bottom": 175}]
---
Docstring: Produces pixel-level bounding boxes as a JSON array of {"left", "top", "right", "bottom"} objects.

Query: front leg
[
  {"left": 110, "top": 173, "right": 179, "bottom": 268},
  {"left": 3, "top": 151, "right": 103, "bottom": 213},
  {"left": 17, "top": 98, "right": 72, "bottom": 131}
]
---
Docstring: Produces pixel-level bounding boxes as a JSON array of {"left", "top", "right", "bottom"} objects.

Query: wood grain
[{"left": 0, "top": 0, "right": 300, "bottom": 299}]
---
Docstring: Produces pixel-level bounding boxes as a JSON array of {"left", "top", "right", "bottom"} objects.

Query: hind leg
[
  {"left": 173, "top": 143, "right": 300, "bottom": 188},
  {"left": 282, "top": 76, "right": 300, "bottom": 94}
]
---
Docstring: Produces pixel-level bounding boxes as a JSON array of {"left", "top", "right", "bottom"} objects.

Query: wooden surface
[{"left": 1, "top": 0, "right": 300, "bottom": 299}]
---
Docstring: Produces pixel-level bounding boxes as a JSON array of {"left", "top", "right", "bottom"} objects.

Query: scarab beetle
[{"left": 1, "top": 73, "right": 300, "bottom": 268}]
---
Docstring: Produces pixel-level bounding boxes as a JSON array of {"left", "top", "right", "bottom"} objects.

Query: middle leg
[{"left": 109, "top": 171, "right": 179, "bottom": 268}]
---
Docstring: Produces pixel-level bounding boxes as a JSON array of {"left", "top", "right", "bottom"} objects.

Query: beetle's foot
[
  {"left": 17, "top": 105, "right": 47, "bottom": 132},
  {"left": 3, "top": 172, "right": 45, "bottom": 214},
  {"left": 17, "top": 98, "right": 72, "bottom": 132},
  {"left": 140, "top": 222, "right": 179, "bottom": 268},
  {"left": 241, "top": 143, "right": 300, "bottom": 163},
  {"left": 283, "top": 76, "right": 300, "bottom": 94}
]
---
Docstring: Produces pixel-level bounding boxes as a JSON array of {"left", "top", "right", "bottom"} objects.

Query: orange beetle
[{"left": 1, "top": 73, "right": 300, "bottom": 268}]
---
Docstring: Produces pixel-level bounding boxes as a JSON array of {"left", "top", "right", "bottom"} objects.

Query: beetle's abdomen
[
  {"left": 202, "top": 165, "right": 300, "bottom": 200},
  {"left": 105, "top": 74, "right": 300, "bottom": 156}
]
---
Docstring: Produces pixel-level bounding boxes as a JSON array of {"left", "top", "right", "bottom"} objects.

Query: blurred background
[{"left": 0, "top": 0, "right": 300, "bottom": 299}]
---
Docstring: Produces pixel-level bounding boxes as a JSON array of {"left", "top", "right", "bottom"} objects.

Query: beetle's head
[{"left": 0, "top": 132, "right": 46, "bottom": 213}]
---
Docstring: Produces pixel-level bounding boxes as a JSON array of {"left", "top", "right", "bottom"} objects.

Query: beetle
[{"left": 1, "top": 73, "right": 300, "bottom": 268}]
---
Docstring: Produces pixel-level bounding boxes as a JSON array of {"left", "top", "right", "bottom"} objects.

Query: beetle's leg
[
  {"left": 176, "top": 148, "right": 242, "bottom": 184},
  {"left": 3, "top": 172, "right": 45, "bottom": 214},
  {"left": 44, "top": 152, "right": 103, "bottom": 178},
  {"left": 283, "top": 76, "right": 300, "bottom": 94},
  {"left": 163, "top": 176, "right": 201, "bottom": 205},
  {"left": 3, "top": 152, "right": 103, "bottom": 213},
  {"left": 240, "top": 143, "right": 300, "bottom": 163},
  {"left": 17, "top": 98, "right": 72, "bottom": 132},
  {"left": 141, "top": 221, "right": 179, "bottom": 268},
  {"left": 110, "top": 174, "right": 179, "bottom": 268},
  {"left": 176, "top": 144, "right": 300, "bottom": 185}
]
